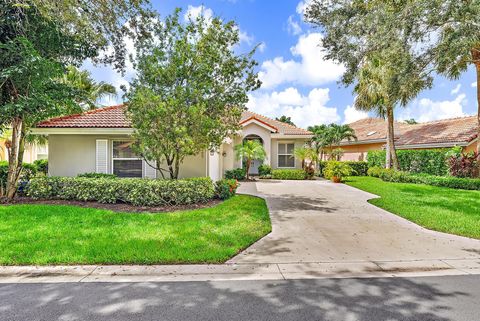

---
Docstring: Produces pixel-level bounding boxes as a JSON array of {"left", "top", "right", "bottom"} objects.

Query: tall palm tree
[
  {"left": 234, "top": 140, "right": 266, "bottom": 180},
  {"left": 354, "top": 51, "right": 429, "bottom": 169},
  {"left": 60, "top": 66, "right": 117, "bottom": 110}
]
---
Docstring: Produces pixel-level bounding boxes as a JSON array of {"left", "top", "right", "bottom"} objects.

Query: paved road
[
  {"left": 1, "top": 275, "right": 479, "bottom": 321},
  {"left": 233, "top": 180, "right": 480, "bottom": 264}
]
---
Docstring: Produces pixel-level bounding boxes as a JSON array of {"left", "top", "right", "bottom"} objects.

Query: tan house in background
[
  {"left": 32, "top": 105, "right": 313, "bottom": 180},
  {"left": 338, "top": 116, "right": 478, "bottom": 161},
  {"left": 0, "top": 139, "right": 47, "bottom": 163}
]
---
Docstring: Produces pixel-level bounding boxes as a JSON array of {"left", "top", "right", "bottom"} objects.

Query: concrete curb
[{"left": 1, "top": 259, "right": 480, "bottom": 283}]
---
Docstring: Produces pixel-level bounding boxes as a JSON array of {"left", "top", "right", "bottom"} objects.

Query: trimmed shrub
[
  {"left": 319, "top": 161, "right": 368, "bottom": 176},
  {"left": 215, "top": 179, "right": 239, "bottom": 200},
  {"left": 367, "top": 149, "right": 449, "bottom": 176},
  {"left": 27, "top": 177, "right": 216, "bottom": 206},
  {"left": 258, "top": 164, "right": 272, "bottom": 177},
  {"left": 0, "top": 161, "right": 7, "bottom": 195},
  {"left": 225, "top": 168, "right": 246, "bottom": 180},
  {"left": 448, "top": 152, "right": 479, "bottom": 178},
  {"left": 367, "top": 167, "right": 480, "bottom": 191},
  {"left": 77, "top": 172, "right": 117, "bottom": 179},
  {"left": 322, "top": 161, "right": 353, "bottom": 181},
  {"left": 272, "top": 169, "right": 307, "bottom": 180},
  {"left": 33, "top": 159, "right": 48, "bottom": 175}
]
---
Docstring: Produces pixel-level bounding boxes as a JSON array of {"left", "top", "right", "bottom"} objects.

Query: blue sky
[{"left": 84, "top": 0, "right": 478, "bottom": 129}]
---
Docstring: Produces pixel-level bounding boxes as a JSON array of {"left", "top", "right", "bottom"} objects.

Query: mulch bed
[{"left": 0, "top": 197, "right": 223, "bottom": 213}]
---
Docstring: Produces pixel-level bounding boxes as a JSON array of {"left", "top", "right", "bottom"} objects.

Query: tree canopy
[
  {"left": 126, "top": 8, "right": 261, "bottom": 179},
  {"left": 275, "top": 115, "right": 296, "bottom": 126}
]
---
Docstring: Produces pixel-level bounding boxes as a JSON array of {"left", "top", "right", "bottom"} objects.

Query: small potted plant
[{"left": 323, "top": 161, "right": 353, "bottom": 183}]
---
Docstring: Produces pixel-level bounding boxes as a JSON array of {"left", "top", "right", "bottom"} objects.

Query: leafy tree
[
  {"left": 305, "top": 0, "right": 432, "bottom": 169},
  {"left": 0, "top": 0, "right": 153, "bottom": 199},
  {"left": 126, "top": 9, "right": 261, "bottom": 179},
  {"left": 308, "top": 123, "right": 357, "bottom": 160},
  {"left": 293, "top": 146, "right": 318, "bottom": 178},
  {"left": 275, "top": 115, "right": 296, "bottom": 126},
  {"left": 60, "top": 66, "right": 117, "bottom": 110},
  {"left": 404, "top": 119, "right": 418, "bottom": 125},
  {"left": 234, "top": 140, "right": 266, "bottom": 180}
]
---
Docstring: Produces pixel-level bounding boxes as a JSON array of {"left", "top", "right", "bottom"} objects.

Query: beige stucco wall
[
  {"left": 336, "top": 142, "right": 385, "bottom": 161},
  {"left": 464, "top": 141, "right": 477, "bottom": 153},
  {"left": 48, "top": 134, "right": 207, "bottom": 178}
]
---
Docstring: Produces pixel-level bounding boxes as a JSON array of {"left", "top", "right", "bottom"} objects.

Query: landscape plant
[
  {"left": 215, "top": 179, "right": 239, "bottom": 200},
  {"left": 225, "top": 168, "right": 246, "bottom": 181},
  {"left": 448, "top": 152, "right": 480, "bottom": 178},
  {"left": 293, "top": 146, "right": 318, "bottom": 179},
  {"left": 322, "top": 161, "right": 353, "bottom": 183},
  {"left": 234, "top": 140, "right": 266, "bottom": 180},
  {"left": 126, "top": 9, "right": 261, "bottom": 179},
  {"left": 271, "top": 169, "right": 306, "bottom": 180}
]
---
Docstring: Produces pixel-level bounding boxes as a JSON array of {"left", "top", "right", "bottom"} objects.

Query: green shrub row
[
  {"left": 258, "top": 164, "right": 272, "bottom": 176},
  {"left": 77, "top": 172, "right": 117, "bottom": 179},
  {"left": 215, "top": 179, "right": 239, "bottom": 200},
  {"left": 272, "top": 169, "right": 307, "bottom": 180},
  {"left": 318, "top": 161, "right": 368, "bottom": 176},
  {"left": 367, "top": 150, "right": 449, "bottom": 176},
  {"left": 27, "top": 176, "right": 216, "bottom": 206},
  {"left": 1, "top": 161, "right": 46, "bottom": 195},
  {"left": 367, "top": 166, "right": 480, "bottom": 190},
  {"left": 225, "top": 168, "right": 246, "bottom": 180}
]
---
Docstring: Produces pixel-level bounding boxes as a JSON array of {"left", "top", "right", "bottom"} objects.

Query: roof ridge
[{"left": 245, "top": 110, "right": 311, "bottom": 133}]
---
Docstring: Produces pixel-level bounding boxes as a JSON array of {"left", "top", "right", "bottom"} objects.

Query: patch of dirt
[{"left": 0, "top": 197, "right": 223, "bottom": 213}]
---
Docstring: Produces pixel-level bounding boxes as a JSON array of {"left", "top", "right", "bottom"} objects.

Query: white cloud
[
  {"left": 343, "top": 105, "right": 369, "bottom": 124},
  {"left": 399, "top": 93, "right": 467, "bottom": 122},
  {"left": 257, "top": 42, "right": 267, "bottom": 53},
  {"left": 450, "top": 84, "right": 461, "bottom": 95},
  {"left": 287, "top": 15, "right": 302, "bottom": 35},
  {"left": 238, "top": 29, "right": 254, "bottom": 46},
  {"left": 296, "top": 0, "right": 313, "bottom": 15},
  {"left": 258, "top": 33, "right": 345, "bottom": 89},
  {"left": 472, "top": 81, "right": 477, "bottom": 88},
  {"left": 184, "top": 5, "right": 213, "bottom": 22},
  {"left": 246, "top": 87, "right": 340, "bottom": 128}
]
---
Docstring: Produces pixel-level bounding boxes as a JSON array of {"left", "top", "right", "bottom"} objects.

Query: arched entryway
[{"left": 243, "top": 134, "right": 264, "bottom": 175}]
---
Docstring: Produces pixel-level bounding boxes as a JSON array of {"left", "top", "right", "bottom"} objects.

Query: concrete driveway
[{"left": 232, "top": 180, "right": 480, "bottom": 265}]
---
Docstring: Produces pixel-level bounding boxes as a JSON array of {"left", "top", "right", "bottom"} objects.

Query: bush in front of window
[
  {"left": 77, "top": 172, "right": 118, "bottom": 179},
  {"left": 271, "top": 169, "right": 307, "bottom": 180},
  {"left": 33, "top": 159, "right": 48, "bottom": 175},
  {"left": 27, "top": 177, "right": 215, "bottom": 206},
  {"left": 225, "top": 168, "right": 246, "bottom": 180},
  {"left": 258, "top": 164, "right": 272, "bottom": 177}
]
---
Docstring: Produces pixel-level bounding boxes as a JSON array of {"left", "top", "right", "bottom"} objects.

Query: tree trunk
[
  {"left": 245, "top": 159, "right": 251, "bottom": 180},
  {"left": 6, "top": 117, "right": 25, "bottom": 199},
  {"left": 385, "top": 119, "right": 391, "bottom": 169},
  {"left": 474, "top": 58, "right": 480, "bottom": 154},
  {"left": 386, "top": 106, "right": 399, "bottom": 170}
]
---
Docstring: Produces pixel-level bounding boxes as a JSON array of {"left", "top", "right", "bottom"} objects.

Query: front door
[{"left": 249, "top": 159, "right": 261, "bottom": 175}]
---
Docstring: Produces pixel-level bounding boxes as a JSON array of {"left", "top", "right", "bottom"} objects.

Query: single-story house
[
  {"left": 0, "top": 139, "right": 48, "bottom": 163},
  {"left": 338, "top": 116, "right": 478, "bottom": 161},
  {"left": 32, "top": 105, "right": 313, "bottom": 180}
]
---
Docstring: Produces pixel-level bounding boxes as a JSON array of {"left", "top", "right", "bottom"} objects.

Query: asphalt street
[{"left": 1, "top": 275, "right": 479, "bottom": 321}]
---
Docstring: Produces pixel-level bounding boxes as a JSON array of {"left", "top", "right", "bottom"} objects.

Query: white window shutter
[
  {"left": 143, "top": 160, "right": 157, "bottom": 179},
  {"left": 96, "top": 140, "right": 108, "bottom": 174}
]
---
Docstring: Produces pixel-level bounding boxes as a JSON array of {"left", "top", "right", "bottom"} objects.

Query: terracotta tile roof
[
  {"left": 37, "top": 105, "right": 313, "bottom": 136},
  {"left": 241, "top": 111, "right": 312, "bottom": 135},
  {"left": 37, "top": 105, "right": 129, "bottom": 128},
  {"left": 345, "top": 116, "right": 478, "bottom": 147},
  {"left": 396, "top": 116, "right": 478, "bottom": 146}
]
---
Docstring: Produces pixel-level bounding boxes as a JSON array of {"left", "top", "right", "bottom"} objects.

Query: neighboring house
[
  {"left": 32, "top": 105, "right": 312, "bottom": 180},
  {"left": 0, "top": 140, "right": 47, "bottom": 163},
  {"left": 339, "top": 116, "right": 478, "bottom": 161}
]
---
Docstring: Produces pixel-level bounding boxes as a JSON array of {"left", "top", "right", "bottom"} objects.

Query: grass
[
  {"left": 345, "top": 176, "right": 480, "bottom": 239},
  {"left": 0, "top": 195, "right": 271, "bottom": 265}
]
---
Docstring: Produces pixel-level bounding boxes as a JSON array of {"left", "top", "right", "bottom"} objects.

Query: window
[
  {"left": 112, "top": 141, "right": 142, "bottom": 178},
  {"left": 278, "top": 143, "right": 295, "bottom": 168},
  {"left": 36, "top": 144, "right": 48, "bottom": 160}
]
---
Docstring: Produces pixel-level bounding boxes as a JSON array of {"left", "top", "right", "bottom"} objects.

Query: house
[
  {"left": 32, "top": 105, "right": 313, "bottom": 180},
  {"left": 338, "top": 116, "right": 478, "bottom": 161},
  {"left": 0, "top": 139, "right": 48, "bottom": 163}
]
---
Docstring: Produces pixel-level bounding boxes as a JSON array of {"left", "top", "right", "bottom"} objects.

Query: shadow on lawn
[{"left": 0, "top": 276, "right": 471, "bottom": 321}]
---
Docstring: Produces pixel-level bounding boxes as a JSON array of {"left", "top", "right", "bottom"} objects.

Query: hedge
[
  {"left": 27, "top": 177, "right": 216, "bottom": 206},
  {"left": 215, "top": 179, "right": 239, "bottom": 200},
  {"left": 272, "top": 169, "right": 307, "bottom": 180},
  {"left": 367, "top": 149, "right": 449, "bottom": 176},
  {"left": 225, "top": 168, "right": 246, "bottom": 180},
  {"left": 318, "top": 161, "right": 368, "bottom": 176},
  {"left": 367, "top": 166, "right": 480, "bottom": 191}
]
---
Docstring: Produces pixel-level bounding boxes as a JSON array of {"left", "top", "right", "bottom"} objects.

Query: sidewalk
[{"left": 1, "top": 259, "right": 480, "bottom": 283}]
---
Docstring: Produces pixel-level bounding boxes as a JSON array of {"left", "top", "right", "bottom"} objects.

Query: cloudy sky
[{"left": 85, "top": 0, "right": 478, "bottom": 129}]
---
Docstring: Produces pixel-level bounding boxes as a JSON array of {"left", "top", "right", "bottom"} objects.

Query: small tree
[
  {"left": 126, "top": 9, "right": 260, "bottom": 179},
  {"left": 234, "top": 140, "right": 266, "bottom": 180},
  {"left": 275, "top": 115, "right": 296, "bottom": 126},
  {"left": 294, "top": 146, "right": 318, "bottom": 178}
]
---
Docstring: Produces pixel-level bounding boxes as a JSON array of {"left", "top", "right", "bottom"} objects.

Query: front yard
[
  {"left": 0, "top": 195, "right": 271, "bottom": 265},
  {"left": 346, "top": 176, "right": 480, "bottom": 239}
]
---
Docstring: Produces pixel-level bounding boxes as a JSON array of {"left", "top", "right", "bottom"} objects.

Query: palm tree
[
  {"left": 308, "top": 124, "right": 357, "bottom": 161},
  {"left": 234, "top": 140, "right": 266, "bottom": 180},
  {"left": 294, "top": 146, "right": 318, "bottom": 178},
  {"left": 60, "top": 66, "right": 117, "bottom": 110}
]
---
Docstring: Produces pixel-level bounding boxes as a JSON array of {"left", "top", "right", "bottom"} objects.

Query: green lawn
[
  {"left": 346, "top": 176, "right": 480, "bottom": 239},
  {"left": 0, "top": 195, "right": 271, "bottom": 265}
]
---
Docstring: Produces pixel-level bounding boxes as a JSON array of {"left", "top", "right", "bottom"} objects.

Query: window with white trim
[
  {"left": 278, "top": 143, "right": 295, "bottom": 168},
  {"left": 112, "top": 141, "right": 142, "bottom": 178}
]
